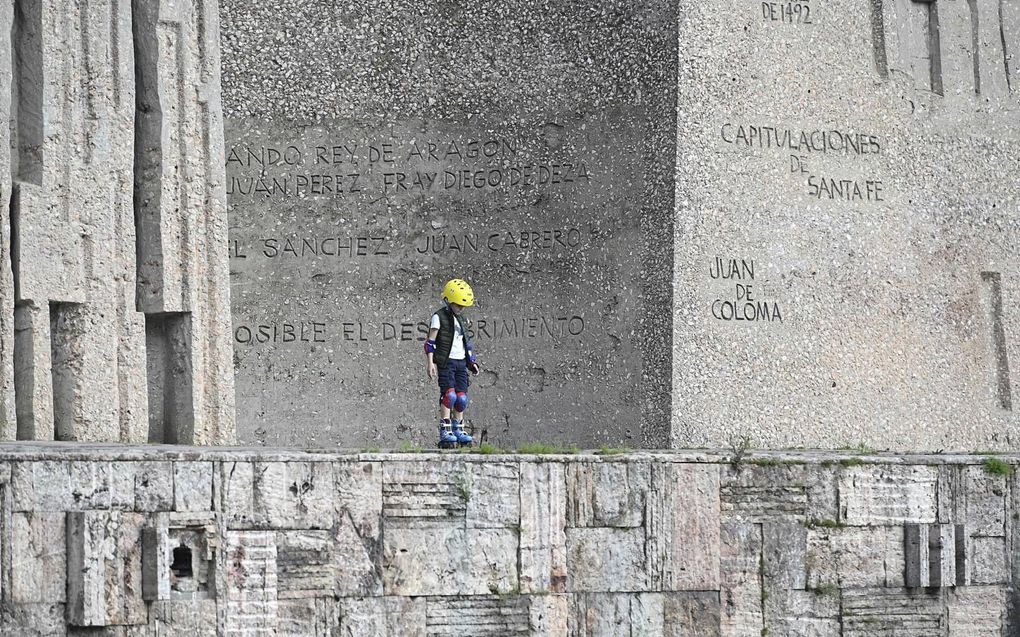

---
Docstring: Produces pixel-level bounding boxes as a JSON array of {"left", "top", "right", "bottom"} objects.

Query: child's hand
[
  {"left": 427, "top": 362, "right": 438, "bottom": 379},
  {"left": 468, "top": 360, "right": 480, "bottom": 375}
]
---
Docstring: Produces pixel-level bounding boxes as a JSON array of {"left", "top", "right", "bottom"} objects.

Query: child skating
[{"left": 424, "top": 278, "right": 481, "bottom": 448}]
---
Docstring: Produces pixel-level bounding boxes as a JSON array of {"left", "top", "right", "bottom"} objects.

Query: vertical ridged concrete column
[
  {"left": 10, "top": 0, "right": 147, "bottom": 442},
  {"left": 0, "top": 0, "right": 13, "bottom": 441},
  {"left": 133, "top": 0, "right": 234, "bottom": 444}
]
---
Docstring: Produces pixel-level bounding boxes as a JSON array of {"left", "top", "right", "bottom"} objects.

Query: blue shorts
[{"left": 438, "top": 358, "right": 469, "bottom": 398}]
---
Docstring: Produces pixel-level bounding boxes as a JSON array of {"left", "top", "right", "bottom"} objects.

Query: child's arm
[{"left": 424, "top": 327, "right": 439, "bottom": 378}]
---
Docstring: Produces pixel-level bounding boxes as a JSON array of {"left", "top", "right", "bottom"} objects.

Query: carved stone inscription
[{"left": 228, "top": 116, "right": 647, "bottom": 447}]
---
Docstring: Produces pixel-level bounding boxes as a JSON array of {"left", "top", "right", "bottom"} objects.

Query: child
[{"left": 424, "top": 278, "right": 481, "bottom": 448}]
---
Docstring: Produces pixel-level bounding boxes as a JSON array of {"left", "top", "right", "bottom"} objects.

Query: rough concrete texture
[
  {"left": 220, "top": 0, "right": 677, "bottom": 449},
  {"left": 675, "top": 0, "right": 1020, "bottom": 450},
  {"left": 0, "top": 444, "right": 1018, "bottom": 635},
  {"left": 0, "top": 0, "right": 234, "bottom": 443}
]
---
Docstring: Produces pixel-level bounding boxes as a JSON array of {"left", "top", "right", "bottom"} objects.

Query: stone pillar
[
  {"left": 133, "top": 0, "right": 234, "bottom": 444},
  {"left": 0, "top": 0, "right": 14, "bottom": 441},
  {"left": 9, "top": 0, "right": 147, "bottom": 442}
]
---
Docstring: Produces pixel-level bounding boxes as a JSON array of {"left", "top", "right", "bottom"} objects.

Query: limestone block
[
  {"left": 382, "top": 527, "right": 518, "bottom": 596},
  {"left": 382, "top": 461, "right": 468, "bottom": 524},
  {"left": 719, "top": 522, "right": 763, "bottom": 636},
  {"left": 565, "top": 527, "right": 647, "bottom": 592},
  {"left": 841, "top": 588, "right": 945, "bottom": 636},
  {"left": 0, "top": 603, "right": 66, "bottom": 636},
  {"left": 520, "top": 462, "right": 567, "bottom": 594},
  {"left": 964, "top": 466, "right": 1007, "bottom": 537},
  {"left": 66, "top": 511, "right": 146, "bottom": 626},
  {"left": 12, "top": 461, "right": 111, "bottom": 511},
  {"left": 253, "top": 461, "right": 334, "bottom": 529},
  {"left": 337, "top": 597, "right": 426, "bottom": 637},
  {"left": 151, "top": 600, "right": 219, "bottom": 635},
  {"left": 805, "top": 526, "right": 904, "bottom": 589},
  {"left": 721, "top": 464, "right": 837, "bottom": 522},
  {"left": 424, "top": 595, "right": 530, "bottom": 635},
  {"left": 465, "top": 462, "right": 520, "bottom": 529},
  {"left": 335, "top": 461, "right": 382, "bottom": 597},
  {"left": 275, "top": 530, "right": 335, "bottom": 599},
  {"left": 133, "top": 0, "right": 234, "bottom": 445},
  {"left": 566, "top": 461, "right": 648, "bottom": 528},
  {"left": 762, "top": 521, "right": 806, "bottom": 590},
  {"left": 224, "top": 530, "right": 277, "bottom": 636},
  {"left": 110, "top": 462, "right": 173, "bottom": 512},
  {"left": 968, "top": 536, "right": 1009, "bottom": 585},
  {"left": 631, "top": 592, "right": 722, "bottom": 637},
  {"left": 142, "top": 513, "right": 219, "bottom": 602},
  {"left": 528, "top": 594, "right": 569, "bottom": 635},
  {"left": 7, "top": 512, "right": 66, "bottom": 603},
  {"left": 646, "top": 463, "right": 720, "bottom": 591},
  {"left": 174, "top": 462, "right": 214, "bottom": 512},
  {"left": 218, "top": 461, "right": 256, "bottom": 525},
  {"left": 779, "top": 591, "right": 840, "bottom": 637},
  {"left": 277, "top": 598, "right": 340, "bottom": 636},
  {"left": 946, "top": 586, "right": 1005, "bottom": 636},
  {"left": 569, "top": 593, "right": 632, "bottom": 636},
  {"left": 838, "top": 465, "right": 938, "bottom": 525}
]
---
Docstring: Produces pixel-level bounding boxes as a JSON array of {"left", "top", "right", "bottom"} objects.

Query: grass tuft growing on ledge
[
  {"left": 838, "top": 457, "right": 865, "bottom": 467},
  {"left": 983, "top": 456, "right": 1013, "bottom": 476},
  {"left": 595, "top": 445, "right": 631, "bottom": 456},
  {"left": 516, "top": 442, "right": 580, "bottom": 455}
]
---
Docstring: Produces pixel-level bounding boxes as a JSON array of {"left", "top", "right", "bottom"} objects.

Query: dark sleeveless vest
[{"left": 433, "top": 305, "right": 470, "bottom": 369}]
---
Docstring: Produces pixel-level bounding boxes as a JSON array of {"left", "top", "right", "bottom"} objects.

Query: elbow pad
[{"left": 424, "top": 339, "right": 437, "bottom": 354}]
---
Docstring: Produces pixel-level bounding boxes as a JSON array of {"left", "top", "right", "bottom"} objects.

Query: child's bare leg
[
  {"left": 441, "top": 405, "right": 451, "bottom": 420},
  {"left": 452, "top": 410, "right": 463, "bottom": 421}
]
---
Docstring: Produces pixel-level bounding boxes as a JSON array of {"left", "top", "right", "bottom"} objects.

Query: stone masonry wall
[
  {"left": 0, "top": 445, "right": 1017, "bottom": 635},
  {"left": 0, "top": 0, "right": 234, "bottom": 444}
]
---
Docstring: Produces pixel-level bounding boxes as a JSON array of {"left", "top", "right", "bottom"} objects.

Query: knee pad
[
  {"left": 454, "top": 391, "right": 469, "bottom": 412},
  {"left": 441, "top": 388, "right": 457, "bottom": 409}
]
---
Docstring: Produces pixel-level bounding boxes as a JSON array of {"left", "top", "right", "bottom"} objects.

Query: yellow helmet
[{"left": 442, "top": 279, "right": 474, "bottom": 307}]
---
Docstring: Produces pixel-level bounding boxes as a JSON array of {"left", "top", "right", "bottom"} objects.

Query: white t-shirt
[{"left": 429, "top": 312, "right": 466, "bottom": 360}]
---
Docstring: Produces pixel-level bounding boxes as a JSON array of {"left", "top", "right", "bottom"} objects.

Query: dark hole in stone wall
[{"left": 170, "top": 544, "right": 193, "bottom": 580}]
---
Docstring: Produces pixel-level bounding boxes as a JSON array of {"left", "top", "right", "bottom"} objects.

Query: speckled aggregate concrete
[{"left": 220, "top": 1, "right": 678, "bottom": 449}]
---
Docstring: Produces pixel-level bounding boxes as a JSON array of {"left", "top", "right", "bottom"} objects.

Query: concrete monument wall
[
  {"left": 0, "top": 0, "right": 235, "bottom": 444},
  {"left": 674, "top": 0, "right": 1020, "bottom": 450},
  {"left": 0, "top": 444, "right": 1016, "bottom": 635},
  {"left": 220, "top": 1, "right": 677, "bottom": 449}
]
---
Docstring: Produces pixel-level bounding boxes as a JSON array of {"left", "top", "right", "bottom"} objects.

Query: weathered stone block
[
  {"left": 528, "top": 594, "right": 569, "bottom": 636},
  {"left": 12, "top": 461, "right": 111, "bottom": 511},
  {"left": 382, "top": 461, "right": 468, "bottom": 524},
  {"left": 66, "top": 511, "right": 147, "bottom": 626},
  {"left": 119, "top": 462, "right": 174, "bottom": 512},
  {"left": 253, "top": 461, "right": 334, "bottom": 529},
  {"left": 218, "top": 461, "right": 256, "bottom": 525},
  {"left": 151, "top": 599, "right": 219, "bottom": 635},
  {"left": 465, "top": 462, "right": 520, "bottom": 529},
  {"left": 719, "top": 522, "right": 763, "bottom": 635},
  {"left": 173, "top": 462, "right": 214, "bottom": 512},
  {"left": 277, "top": 597, "right": 340, "bottom": 636},
  {"left": 276, "top": 530, "right": 335, "bottom": 599},
  {"left": 0, "top": 603, "right": 66, "bottom": 636},
  {"left": 968, "top": 535, "right": 1009, "bottom": 585},
  {"left": 335, "top": 461, "right": 382, "bottom": 597},
  {"left": 838, "top": 465, "right": 938, "bottom": 525},
  {"left": 8, "top": 512, "right": 66, "bottom": 603},
  {"left": 721, "top": 463, "right": 837, "bottom": 523},
  {"left": 382, "top": 527, "right": 517, "bottom": 596},
  {"left": 964, "top": 466, "right": 1007, "bottom": 537},
  {"left": 337, "top": 597, "right": 426, "bottom": 637},
  {"left": 903, "top": 523, "right": 959, "bottom": 588},
  {"left": 425, "top": 595, "right": 530, "bottom": 636},
  {"left": 763, "top": 520, "right": 807, "bottom": 590},
  {"left": 566, "top": 526, "right": 647, "bottom": 592},
  {"left": 569, "top": 593, "right": 632, "bottom": 636},
  {"left": 566, "top": 461, "right": 648, "bottom": 528},
  {"left": 647, "top": 463, "right": 721, "bottom": 591},
  {"left": 520, "top": 461, "right": 567, "bottom": 594},
  {"left": 224, "top": 530, "right": 278, "bottom": 635},
  {"left": 946, "top": 586, "right": 1005, "bottom": 636},
  {"left": 779, "top": 590, "right": 840, "bottom": 637},
  {"left": 805, "top": 526, "right": 904, "bottom": 589},
  {"left": 841, "top": 588, "right": 945, "bottom": 637}
]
